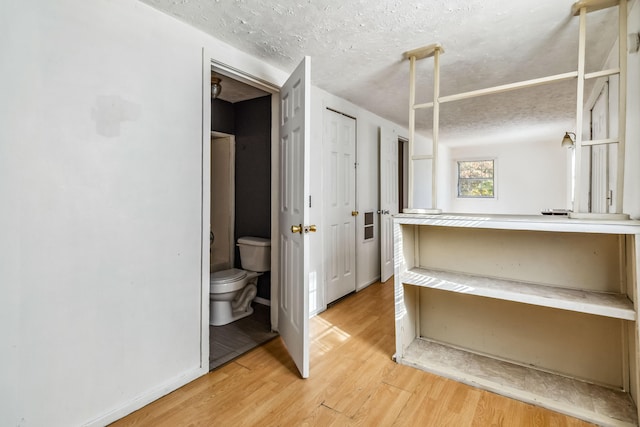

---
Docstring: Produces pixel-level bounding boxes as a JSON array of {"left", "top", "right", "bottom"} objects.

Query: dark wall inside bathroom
[
  {"left": 211, "top": 95, "right": 272, "bottom": 300},
  {"left": 211, "top": 99, "right": 234, "bottom": 135},
  {"left": 234, "top": 95, "right": 271, "bottom": 300}
]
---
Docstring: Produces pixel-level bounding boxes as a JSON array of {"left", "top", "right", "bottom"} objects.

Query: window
[{"left": 457, "top": 159, "right": 495, "bottom": 198}]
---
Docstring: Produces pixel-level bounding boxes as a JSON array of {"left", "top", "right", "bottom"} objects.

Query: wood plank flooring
[{"left": 112, "top": 277, "right": 595, "bottom": 426}]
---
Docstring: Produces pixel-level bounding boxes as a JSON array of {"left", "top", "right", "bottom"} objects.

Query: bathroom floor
[{"left": 209, "top": 302, "right": 278, "bottom": 371}]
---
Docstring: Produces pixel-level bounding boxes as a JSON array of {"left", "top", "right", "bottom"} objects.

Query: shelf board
[
  {"left": 403, "top": 43, "right": 444, "bottom": 60},
  {"left": 401, "top": 338, "right": 637, "bottom": 427},
  {"left": 394, "top": 213, "right": 640, "bottom": 234},
  {"left": 402, "top": 268, "right": 635, "bottom": 320},
  {"left": 572, "top": 0, "right": 620, "bottom": 16}
]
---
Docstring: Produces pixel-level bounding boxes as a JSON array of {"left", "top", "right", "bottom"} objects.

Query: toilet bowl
[
  {"left": 209, "top": 268, "right": 259, "bottom": 326},
  {"left": 209, "top": 236, "right": 271, "bottom": 326}
]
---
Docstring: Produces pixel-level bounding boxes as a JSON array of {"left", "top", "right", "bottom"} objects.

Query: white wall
[
  {"left": 438, "top": 144, "right": 453, "bottom": 210},
  {"left": 445, "top": 135, "right": 568, "bottom": 215},
  {"left": 410, "top": 134, "right": 435, "bottom": 209},
  {"left": 0, "top": 1, "right": 287, "bottom": 426}
]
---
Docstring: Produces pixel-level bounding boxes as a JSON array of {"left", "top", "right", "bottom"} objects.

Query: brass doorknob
[
  {"left": 308, "top": 225, "right": 317, "bottom": 233},
  {"left": 351, "top": 211, "right": 359, "bottom": 216},
  {"left": 291, "top": 224, "right": 302, "bottom": 234}
]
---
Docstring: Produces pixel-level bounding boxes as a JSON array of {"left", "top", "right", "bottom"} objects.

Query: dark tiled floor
[{"left": 209, "top": 302, "right": 278, "bottom": 371}]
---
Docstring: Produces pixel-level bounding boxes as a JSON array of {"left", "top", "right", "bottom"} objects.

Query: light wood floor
[{"left": 112, "top": 277, "right": 594, "bottom": 426}]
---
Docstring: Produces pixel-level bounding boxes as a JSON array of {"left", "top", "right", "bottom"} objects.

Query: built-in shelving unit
[{"left": 393, "top": 214, "right": 640, "bottom": 427}]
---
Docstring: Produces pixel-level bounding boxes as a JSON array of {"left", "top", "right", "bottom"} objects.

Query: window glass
[{"left": 457, "top": 160, "right": 494, "bottom": 198}]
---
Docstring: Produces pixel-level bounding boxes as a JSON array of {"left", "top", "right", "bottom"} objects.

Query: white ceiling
[{"left": 140, "top": 0, "right": 622, "bottom": 145}]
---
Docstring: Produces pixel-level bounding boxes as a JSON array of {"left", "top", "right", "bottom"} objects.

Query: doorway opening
[
  {"left": 379, "top": 128, "right": 404, "bottom": 283},
  {"left": 203, "top": 56, "right": 312, "bottom": 379},
  {"left": 208, "top": 70, "right": 278, "bottom": 370}
]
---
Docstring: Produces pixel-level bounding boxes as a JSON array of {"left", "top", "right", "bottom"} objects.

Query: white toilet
[{"left": 209, "top": 236, "right": 271, "bottom": 326}]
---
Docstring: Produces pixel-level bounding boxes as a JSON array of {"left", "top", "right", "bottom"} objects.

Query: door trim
[{"left": 202, "top": 51, "right": 281, "bottom": 372}]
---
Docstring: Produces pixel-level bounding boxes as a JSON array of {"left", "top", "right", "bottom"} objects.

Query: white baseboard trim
[
  {"left": 356, "top": 276, "right": 381, "bottom": 292},
  {"left": 254, "top": 297, "right": 271, "bottom": 306},
  {"left": 83, "top": 366, "right": 207, "bottom": 427}
]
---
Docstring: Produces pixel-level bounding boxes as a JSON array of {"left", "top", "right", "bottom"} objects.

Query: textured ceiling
[{"left": 140, "top": 0, "right": 621, "bottom": 145}]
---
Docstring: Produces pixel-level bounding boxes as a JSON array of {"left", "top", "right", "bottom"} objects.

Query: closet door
[{"left": 324, "top": 109, "right": 356, "bottom": 303}]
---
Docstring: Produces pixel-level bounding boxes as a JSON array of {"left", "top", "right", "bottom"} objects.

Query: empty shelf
[
  {"left": 401, "top": 338, "right": 637, "bottom": 427},
  {"left": 402, "top": 268, "right": 635, "bottom": 320}
]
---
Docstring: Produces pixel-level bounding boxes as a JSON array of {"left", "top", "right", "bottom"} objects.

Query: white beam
[
  {"left": 616, "top": 0, "right": 627, "bottom": 213},
  {"left": 438, "top": 72, "right": 578, "bottom": 104},
  {"left": 408, "top": 55, "right": 416, "bottom": 209},
  {"left": 572, "top": 7, "right": 587, "bottom": 213}
]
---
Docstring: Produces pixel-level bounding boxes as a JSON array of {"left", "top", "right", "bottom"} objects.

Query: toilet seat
[
  {"left": 210, "top": 268, "right": 248, "bottom": 294},
  {"left": 210, "top": 268, "right": 247, "bottom": 284}
]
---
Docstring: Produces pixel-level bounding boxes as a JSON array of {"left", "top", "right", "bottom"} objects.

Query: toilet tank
[{"left": 237, "top": 236, "right": 271, "bottom": 272}]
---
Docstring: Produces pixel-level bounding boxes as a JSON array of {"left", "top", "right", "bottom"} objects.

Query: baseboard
[
  {"left": 254, "top": 297, "right": 270, "bottom": 306},
  {"left": 356, "top": 277, "right": 381, "bottom": 292},
  {"left": 83, "top": 366, "right": 207, "bottom": 427}
]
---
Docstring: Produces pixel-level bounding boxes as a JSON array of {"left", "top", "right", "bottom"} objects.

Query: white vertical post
[
  {"left": 432, "top": 48, "right": 441, "bottom": 210},
  {"left": 616, "top": 0, "right": 627, "bottom": 214},
  {"left": 408, "top": 55, "right": 416, "bottom": 210},
  {"left": 573, "top": 6, "right": 587, "bottom": 213}
]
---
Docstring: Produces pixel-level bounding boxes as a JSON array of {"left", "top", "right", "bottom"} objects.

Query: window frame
[{"left": 455, "top": 158, "right": 497, "bottom": 199}]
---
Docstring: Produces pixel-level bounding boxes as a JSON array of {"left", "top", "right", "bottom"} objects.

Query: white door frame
[
  {"left": 203, "top": 54, "right": 313, "bottom": 379},
  {"left": 201, "top": 52, "right": 281, "bottom": 369}
]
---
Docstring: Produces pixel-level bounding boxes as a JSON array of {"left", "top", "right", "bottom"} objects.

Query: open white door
[
  {"left": 278, "top": 57, "right": 311, "bottom": 378},
  {"left": 379, "top": 127, "right": 399, "bottom": 283}
]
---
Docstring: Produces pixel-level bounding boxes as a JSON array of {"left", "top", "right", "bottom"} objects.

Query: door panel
[
  {"left": 380, "top": 127, "right": 399, "bottom": 282},
  {"left": 278, "top": 57, "right": 310, "bottom": 378},
  {"left": 324, "top": 109, "right": 356, "bottom": 303}
]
